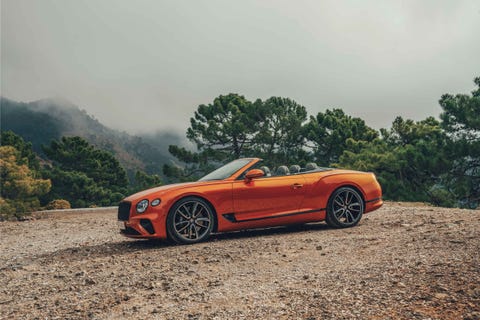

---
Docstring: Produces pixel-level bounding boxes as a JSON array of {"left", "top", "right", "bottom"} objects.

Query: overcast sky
[{"left": 2, "top": 0, "right": 479, "bottom": 134}]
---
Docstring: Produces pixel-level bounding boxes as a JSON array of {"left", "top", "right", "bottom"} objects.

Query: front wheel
[
  {"left": 326, "top": 187, "right": 364, "bottom": 228},
  {"left": 166, "top": 197, "right": 214, "bottom": 244}
]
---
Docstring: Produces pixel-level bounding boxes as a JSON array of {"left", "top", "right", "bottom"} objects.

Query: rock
[
  {"left": 75, "top": 271, "right": 86, "bottom": 277},
  {"left": 434, "top": 293, "right": 449, "bottom": 299}
]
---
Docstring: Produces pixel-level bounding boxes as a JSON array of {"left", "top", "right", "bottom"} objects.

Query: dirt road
[{"left": 0, "top": 203, "right": 479, "bottom": 319}]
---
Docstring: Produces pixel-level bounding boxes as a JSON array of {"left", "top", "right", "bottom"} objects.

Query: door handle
[{"left": 291, "top": 183, "right": 303, "bottom": 189}]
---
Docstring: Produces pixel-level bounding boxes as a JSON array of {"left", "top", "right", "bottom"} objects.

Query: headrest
[
  {"left": 275, "top": 165, "right": 290, "bottom": 176},
  {"left": 259, "top": 166, "right": 271, "bottom": 177},
  {"left": 289, "top": 165, "right": 301, "bottom": 174}
]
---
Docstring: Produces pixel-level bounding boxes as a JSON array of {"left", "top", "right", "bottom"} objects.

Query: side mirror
[{"left": 245, "top": 169, "right": 264, "bottom": 181}]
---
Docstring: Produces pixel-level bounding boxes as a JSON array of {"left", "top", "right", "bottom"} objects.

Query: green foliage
[
  {"left": 165, "top": 94, "right": 311, "bottom": 180},
  {"left": 165, "top": 94, "right": 257, "bottom": 180},
  {"left": 305, "top": 109, "right": 378, "bottom": 166},
  {"left": 42, "top": 136, "right": 128, "bottom": 207},
  {"left": 163, "top": 145, "right": 217, "bottom": 181},
  {"left": 0, "top": 130, "right": 40, "bottom": 171},
  {"left": 42, "top": 167, "right": 119, "bottom": 208},
  {"left": 43, "top": 136, "right": 128, "bottom": 192},
  {"left": 188, "top": 93, "right": 258, "bottom": 158},
  {"left": 253, "top": 97, "right": 308, "bottom": 165},
  {"left": 439, "top": 77, "right": 480, "bottom": 208},
  {"left": 337, "top": 138, "right": 410, "bottom": 199},
  {"left": 131, "top": 170, "right": 162, "bottom": 193},
  {"left": 0, "top": 146, "right": 51, "bottom": 220},
  {"left": 338, "top": 117, "right": 451, "bottom": 204},
  {"left": 0, "top": 198, "right": 16, "bottom": 219}
]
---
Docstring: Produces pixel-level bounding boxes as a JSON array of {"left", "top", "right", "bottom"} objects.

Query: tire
[
  {"left": 325, "top": 208, "right": 341, "bottom": 228},
  {"left": 326, "top": 187, "right": 364, "bottom": 228},
  {"left": 166, "top": 197, "right": 215, "bottom": 244}
]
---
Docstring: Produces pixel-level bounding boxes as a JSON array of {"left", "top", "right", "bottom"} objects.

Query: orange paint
[{"left": 118, "top": 158, "right": 383, "bottom": 241}]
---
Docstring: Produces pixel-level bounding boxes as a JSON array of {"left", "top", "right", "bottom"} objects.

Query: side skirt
[{"left": 222, "top": 207, "right": 326, "bottom": 223}]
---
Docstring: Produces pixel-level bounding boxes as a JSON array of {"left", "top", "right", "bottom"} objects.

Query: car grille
[{"left": 118, "top": 202, "right": 131, "bottom": 221}]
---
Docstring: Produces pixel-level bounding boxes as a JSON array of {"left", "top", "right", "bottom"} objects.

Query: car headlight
[
  {"left": 151, "top": 199, "right": 161, "bottom": 207},
  {"left": 136, "top": 199, "right": 149, "bottom": 213}
]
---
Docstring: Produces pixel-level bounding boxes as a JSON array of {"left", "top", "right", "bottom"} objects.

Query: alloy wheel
[
  {"left": 328, "top": 187, "right": 364, "bottom": 227},
  {"left": 172, "top": 200, "right": 213, "bottom": 242}
]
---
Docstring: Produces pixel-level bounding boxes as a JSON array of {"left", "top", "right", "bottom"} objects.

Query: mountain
[{"left": 0, "top": 97, "right": 181, "bottom": 180}]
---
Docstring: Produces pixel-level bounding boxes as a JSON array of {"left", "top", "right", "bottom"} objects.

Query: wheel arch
[
  {"left": 167, "top": 194, "right": 219, "bottom": 234},
  {"left": 328, "top": 184, "right": 366, "bottom": 211}
]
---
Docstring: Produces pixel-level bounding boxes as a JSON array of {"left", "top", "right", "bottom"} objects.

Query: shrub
[
  {"left": 0, "top": 146, "right": 51, "bottom": 220},
  {"left": 45, "top": 199, "right": 71, "bottom": 210},
  {"left": 0, "top": 197, "right": 15, "bottom": 221}
]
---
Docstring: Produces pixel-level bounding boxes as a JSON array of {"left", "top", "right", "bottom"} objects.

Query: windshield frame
[{"left": 198, "top": 158, "right": 259, "bottom": 181}]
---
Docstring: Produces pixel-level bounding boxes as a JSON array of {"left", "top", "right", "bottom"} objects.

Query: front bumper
[{"left": 118, "top": 202, "right": 167, "bottom": 239}]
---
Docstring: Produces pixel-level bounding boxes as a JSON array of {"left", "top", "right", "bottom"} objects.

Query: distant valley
[{"left": 0, "top": 97, "right": 184, "bottom": 181}]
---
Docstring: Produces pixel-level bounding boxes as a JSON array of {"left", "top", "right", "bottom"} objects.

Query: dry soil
[{"left": 0, "top": 202, "right": 479, "bottom": 319}]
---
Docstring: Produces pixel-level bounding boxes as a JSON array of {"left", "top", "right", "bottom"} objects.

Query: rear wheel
[
  {"left": 166, "top": 197, "right": 214, "bottom": 244},
  {"left": 326, "top": 187, "right": 364, "bottom": 228}
]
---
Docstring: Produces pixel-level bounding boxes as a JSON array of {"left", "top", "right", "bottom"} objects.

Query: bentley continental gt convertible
[{"left": 118, "top": 158, "right": 383, "bottom": 244}]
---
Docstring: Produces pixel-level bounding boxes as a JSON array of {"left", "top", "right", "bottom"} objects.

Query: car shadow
[
  {"left": 211, "top": 222, "right": 330, "bottom": 241},
  {"left": 34, "top": 222, "right": 332, "bottom": 264}
]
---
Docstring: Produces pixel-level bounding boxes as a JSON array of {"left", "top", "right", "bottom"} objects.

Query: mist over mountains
[{"left": 0, "top": 97, "right": 184, "bottom": 180}]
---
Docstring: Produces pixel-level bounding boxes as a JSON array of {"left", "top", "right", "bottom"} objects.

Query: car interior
[{"left": 257, "top": 162, "right": 321, "bottom": 177}]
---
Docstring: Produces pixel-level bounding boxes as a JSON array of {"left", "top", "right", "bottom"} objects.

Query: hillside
[
  {"left": 0, "top": 97, "right": 181, "bottom": 179},
  {"left": 0, "top": 202, "right": 478, "bottom": 319}
]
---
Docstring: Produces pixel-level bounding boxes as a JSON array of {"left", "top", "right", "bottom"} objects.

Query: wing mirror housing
[{"left": 245, "top": 169, "right": 264, "bottom": 181}]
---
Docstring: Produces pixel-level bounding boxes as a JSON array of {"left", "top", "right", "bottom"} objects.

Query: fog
[{"left": 1, "top": 0, "right": 479, "bottom": 135}]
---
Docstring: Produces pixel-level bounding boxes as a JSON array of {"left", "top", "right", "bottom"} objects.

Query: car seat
[
  {"left": 305, "top": 162, "right": 318, "bottom": 171},
  {"left": 259, "top": 166, "right": 271, "bottom": 177},
  {"left": 289, "top": 165, "right": 301, "bottom": 174},
  {"left": 275, "top": 165, "right": 290, "bottom": 176}
]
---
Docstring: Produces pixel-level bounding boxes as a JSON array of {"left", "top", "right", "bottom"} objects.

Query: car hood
[{"left": 124, "top": 181, "right": 211, "bottom": 202}]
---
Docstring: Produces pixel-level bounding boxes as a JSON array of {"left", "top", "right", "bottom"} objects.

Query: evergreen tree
[
  {"left": 42, "top": 136, "right": 128, "bottom": 207},
  {"left": 338, "top": 117, "right": 452, "bottom": 205},
  {"left": 0, "top": 130, "right": 40, "bottom": 171},
  {"left": 305, "top": 109, "right": 378, "bottom": 166},
  {"left": 253, "top": 97, "right": 308, "bottom": 165},
  {"left": 439, "top": 77, "right": 480, "bottom": 208},
  {"left": 165, "top": 94, "right": 257, "bottom": 180},
  {"left": 131, "top": 170, "right": 162, "bottom": 193},
  {"left": 187, "top": 93, "right": 257, "bottom": 159}
]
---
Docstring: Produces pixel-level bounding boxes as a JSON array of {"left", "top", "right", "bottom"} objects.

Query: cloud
[{"left": 2, "top": 0, "right": 479, "bottom": 134}]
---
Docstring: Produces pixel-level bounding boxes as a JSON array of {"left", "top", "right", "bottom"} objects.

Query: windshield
[{"left": 199, "top": 159, "right": 252, "bottom": 181}]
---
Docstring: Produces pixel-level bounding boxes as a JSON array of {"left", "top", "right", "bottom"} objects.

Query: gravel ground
[{"left": 0, "top": 202, "right": 479, "bottom": 320}]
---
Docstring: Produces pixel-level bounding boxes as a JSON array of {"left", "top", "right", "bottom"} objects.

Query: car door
[{"left": 232, "top": 175, "right": 306, "bottom": 222}]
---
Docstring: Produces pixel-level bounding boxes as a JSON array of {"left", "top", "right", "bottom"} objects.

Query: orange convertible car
[{"left": 118, "top": 158, "right": 383, "bottom": 244}]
